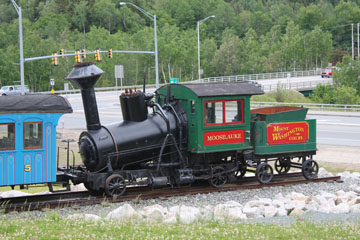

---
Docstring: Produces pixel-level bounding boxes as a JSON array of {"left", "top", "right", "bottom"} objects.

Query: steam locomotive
[{"left": 66, "top": 62, "right": 319, "bottom": 197}]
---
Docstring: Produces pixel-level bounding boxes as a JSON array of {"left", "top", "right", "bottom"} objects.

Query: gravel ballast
[{"left": 1, "top": 169, "right": 360, "bottom": 224}]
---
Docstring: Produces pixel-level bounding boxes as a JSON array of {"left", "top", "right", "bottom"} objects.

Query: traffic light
[
  {"left": 95, "top": 48, "right": 101, "bottom": 62},
  {"left": 108, "top": 49, "right": 112, "bottom": 58},
  {"left": 75, "top": 49, "right": 81, "bottom": 63},
  {"left": 51, "top": 52, "right": 58, "bottom": 66},
  {"left": 59, "top": 49, "right": 64, "bottom": 57},
  {"left": 81, "top": 49, "right": 86, "bottom": 59}
]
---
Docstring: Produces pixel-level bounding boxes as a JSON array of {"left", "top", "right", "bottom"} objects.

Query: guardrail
[
  {"left": 251, "top": 101, "right": 360, "bottom": 112},
  {"left": 262, "top": 79, "right": 333, "bottom": 92},
  {"left": 192, "top": 69, "right": 322, "bottom": 83}
]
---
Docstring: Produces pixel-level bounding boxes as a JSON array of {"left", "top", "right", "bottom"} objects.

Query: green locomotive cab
[{"left": 156, "top": 82, "right": 264, "bottom": 154}]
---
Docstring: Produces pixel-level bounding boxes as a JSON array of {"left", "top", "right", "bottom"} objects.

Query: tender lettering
[
  {"left": 272, "top": 127, "right": 305, "bottom": 141},
  {"left": 207, "top": 133, "right": 242, "bottom": 141}
]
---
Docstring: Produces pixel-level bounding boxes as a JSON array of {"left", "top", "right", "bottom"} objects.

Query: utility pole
[
  {"left": 358, "top": 23, "right": 360, "bottom": 61},
  {"left": 352, "top": 23, "right": 354, "bottom": 60},
  {"left": 11, "top": 0, "right": 25, "bottom": 95}
]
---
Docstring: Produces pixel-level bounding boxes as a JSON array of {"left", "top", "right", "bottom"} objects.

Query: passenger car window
[
  {"left": 24, "top": 122, "right": 42, "bottom": 149},
  {"left": 0, "top": 123, "right": 15, "bottom": 150},
  {"left": 205, "top": 100, "right": 244, "bottom": 126}
]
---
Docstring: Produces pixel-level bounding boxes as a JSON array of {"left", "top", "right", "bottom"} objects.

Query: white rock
[
  {"left": 163, "top": 214, "right": 177, "bottom": 224},
  {"left": 351, "top": 172, "right": 360, "bottom": 179},
  {"left": 336, "top": 190, "right": 346, "bottom": 197},
  {"left": 337, "top": 171, "right": 352, "bottom": 180},
  {"left": 169, "top": 206, "right": 180, "bottom": 216},
  {"left": 247, "top": 198, "right": 272, "bottom": 208},
  {"left": 313, "top": 195, "right": 327, "bottom": 205},
  {"left": 291, "top": 200, "right": 306, "bottom": 210},
  {"left": 275, "top": 206, "right": 287, "bottom": 216},
  {"left": 67, "top": 214, "right": 101, "bottom": 222},
  {"left": 286, "top": 192, "right": 309, "bottom": 202},
  {"left": 305, "top": 200, "right": 320, "bottom": 212},
  {"left": 178, "top": 206, "right": 200, "bottom": 224},
  {"left": 332, "top": 202, "right": 350, "bottom": 214},
  {"left": 274, "top": 193, "right": 285, "bottom": 200},
  {"left": 224, "top": 201, "right": 242, "bottom": 208},
  {"left": 264, "top": 205, "right": 277, "bottom": 218},
  {"left": 70, "top": 183, "right": 87, "bottom": 192},
  {"left": 289, "top": 208, "right": 304, "bottom": 216},
  {"left": 348, "top": 197, "right": 360, "bottom": 206},
  {"left": 284, "top": 202, "right": 295, "bottom": 212},
  {"left": 320, "top": 191, "right": 336, "bottom": 200},
  {"left": 272, "top": 199, "right": 285, "bottom": 208},
  {"left": 335, "top": 197, "right": 345, "bottom": 205},
  {"left": 143, "top": 208, "right": 164, "bottom": 222},
  {"left": 349, "top": 185, "right": 360, "bottom": 194},
  {"left": 214, "top": 203, "right": 245, "bottom": 221},
  {"left": 106, "top": 204, "right": 140, "bottom": 220},
  {"left": 0, "top": 190, "right": 31, "bottom": 198},
  {"left": 350, "top": 204, "right": 360, "bottom": 213},
  {"left": 318, "top": 168, "right": 334, "bottom": 177},
  {"left": 243, "top": 205, "right": 261, "bottom": 219},
  {"left": 199, "top": 205, "right": 214, "bottom": 221}
]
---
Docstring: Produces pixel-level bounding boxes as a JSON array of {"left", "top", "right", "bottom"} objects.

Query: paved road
[{"left": 59, "top": 89, "right": 360, "bottom": 147}]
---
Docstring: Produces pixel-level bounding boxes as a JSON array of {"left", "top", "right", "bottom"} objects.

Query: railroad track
[{"left": 0, "top": 173, "right": 341, "bottom": 213}]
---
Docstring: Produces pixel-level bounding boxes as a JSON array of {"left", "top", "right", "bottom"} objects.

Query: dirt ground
[
  {"left": 314, "top": 144, "right": 360, "bottom": 171},
  {"left": 58, "top": 129, "right": 360, "bottom": 172}
]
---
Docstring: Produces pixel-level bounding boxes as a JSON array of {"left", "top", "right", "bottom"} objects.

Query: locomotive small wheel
[
  {"left": 302, "top": 159, "right": 319, "bottom": 180},
  {"left": 209, "top": 166, "right": 227, "bottom": 188},
  {"left": 274, "top": 158, "right": 290, "bottom": 174},
  {"left": 105, "top": 174, "right": 126, "bottom": 197},
  {"left": 84, "top": 182, "right": 104, "bottom": 196},
  {"left": 256, "top": 163, "right": 273, "bottom": 184}
]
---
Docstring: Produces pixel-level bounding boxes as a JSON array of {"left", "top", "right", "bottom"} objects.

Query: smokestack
[{"left": 66, "top": 62, "right": 104, "bottom": 131}]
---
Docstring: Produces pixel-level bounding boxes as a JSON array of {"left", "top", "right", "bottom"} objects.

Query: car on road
[
  {"left": 244, "top": 80, "right": 262, "bottom": 89},
  {"left": 0, "top": 85, "right": 30, "bottom": 96},
  {"left": 321, "top": 67, "right": 335, "bottom": 78}
]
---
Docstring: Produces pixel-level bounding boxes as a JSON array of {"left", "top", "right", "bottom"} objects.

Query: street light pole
[
  {"left": 197, "top": 15, "right": 215, "bottom": 80},
  {"left": 11, "top": 0, "right": 25, "bottom": 95},
  {"left": 119, "top": 2, "right": 159, "bottom": 88}
]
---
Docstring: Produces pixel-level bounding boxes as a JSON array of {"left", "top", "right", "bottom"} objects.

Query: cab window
[
  {"left": 205, "top": 100, "right": 244, "bottom": 126},
  {"left": 24, "top": 122, "right": 42, "bottom": 149},
  {"left": 0, "top": 123, "right": 15, "bottom": 150}
]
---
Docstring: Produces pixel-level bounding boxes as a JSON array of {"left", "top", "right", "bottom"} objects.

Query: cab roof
[
  {"left": 0, "top": 95, "right": 73, "bottom": 114},
  {"left": 160, "top": 82, "right": 264, "bottom": 97}
]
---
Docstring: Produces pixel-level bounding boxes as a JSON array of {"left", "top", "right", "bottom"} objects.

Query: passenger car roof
[
  {"left": 164, "top": 82, "right": 264, "bottom": 97},
  {"left": 0, "top": 95, "right": 73, "bottom": 114}
]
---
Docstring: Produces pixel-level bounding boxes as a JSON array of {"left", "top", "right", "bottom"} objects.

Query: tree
[{"left": 333, "top": 55, "right": 360, "bottom": 94}]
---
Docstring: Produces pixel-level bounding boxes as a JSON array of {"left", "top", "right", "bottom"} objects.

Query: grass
[
  {"left": 0, "top": 215, "right": 359, "bottom": 240},
  {"left": 252, "top": 89, "right": 313, "bottom": 103}
]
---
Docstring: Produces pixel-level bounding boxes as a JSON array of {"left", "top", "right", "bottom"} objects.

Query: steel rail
[{"left": 0, "top": 174, "right": 340, "bottom": 213}]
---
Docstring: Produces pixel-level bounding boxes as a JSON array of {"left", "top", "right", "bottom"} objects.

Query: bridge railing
[
  {"left": 193, "top": 69, "right": 322, "bottom": 83},
  {"left": 262, "top": 79, "right": 333, "bottom": 92},
  {"left": 251, "top": 101, "right": 360, "bottom": 112}
]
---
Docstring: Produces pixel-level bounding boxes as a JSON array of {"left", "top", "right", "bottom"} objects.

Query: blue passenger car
[{"left": 0, "top": 95, "right": 72, "bottom": 187}]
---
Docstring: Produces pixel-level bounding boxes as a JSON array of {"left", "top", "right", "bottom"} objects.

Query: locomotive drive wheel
[
  {"left": 274, "top": 157, "right": 291, "bottom": 174},
  {"left": 256, "top": 162, "right": 273, "bottom": 184},
  {"left": 209, "top": 166, "right": 227, "bottom": 187},
  {"left": 105, "top": 174, "right": 126, "bottom": 197},
  {"left": 302, "top": 159, "right": 319, "bottom": 180}
]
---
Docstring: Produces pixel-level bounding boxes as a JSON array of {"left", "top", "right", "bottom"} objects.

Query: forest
[{"left": 0, "top": 0, "right": 360, "bottom": 98}]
